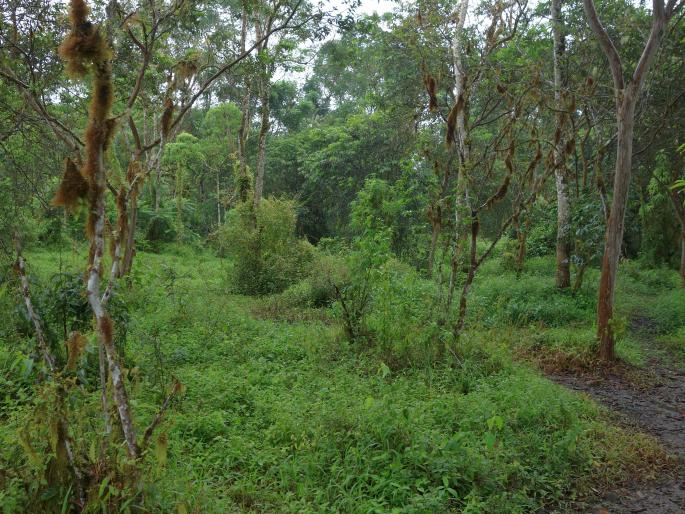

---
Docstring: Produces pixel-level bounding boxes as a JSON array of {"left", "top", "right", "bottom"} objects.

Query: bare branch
[
  {"left": 632, "top": 0, "right": 667, "bottom": 90},
  {"left": 582, "top": 0, "right": 624, "bottom": 92}
]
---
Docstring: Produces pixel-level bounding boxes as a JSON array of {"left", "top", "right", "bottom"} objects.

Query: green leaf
[{"left": 484, "top": 432, "right": 497, "bottom": 450}]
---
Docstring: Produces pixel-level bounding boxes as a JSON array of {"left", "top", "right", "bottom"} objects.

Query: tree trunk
[
  {"left": 175, "top": 162, "right": 183, "bottom": 242},
  {"left": 121, "top": 184, "right": 138, "bottom": 276},
  {"left": 453, "top": 212, "right": 478, "bottom": 337},
  {"left": 597, "top": 92, "right": 636, "bottom": 361},
  {"left": 572, "top": 262, "right": 587, "bottom": 293},
  {"left": 513, "top": 214, "right": 527, "bottom": 275},
  {"left": 253, "top": 76, "right": 270, "bottom": 210},
  {"left": 584, "top": 0, "right": 670, "bottom": 361},
  {"left": 427, "top": 218, "right": 440, "bottom": 277},
  {"left": 216, "top": 168, "right": 222, "bottom": 225},
  {"left": 679, "top": 231, "right": 685, "bottom": 287},
  {"left": 666, "top": 190, "right": 685, "bottom": 286},
  {"left": 238, "top": 85, "right": 251, "bottom": 203},
  {"left": 237, "top": 2, "right": 252, "bottom": 204},
  {"left": 445, "top": 0, "right": 470, "bottom": 316},
  {"left": 551, "top": 0, "right": 571, "bottom": 288}
]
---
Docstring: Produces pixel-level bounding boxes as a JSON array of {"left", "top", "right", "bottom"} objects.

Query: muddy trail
[{"left": 549, "top": 318, "right": 685, "bottom": 513}]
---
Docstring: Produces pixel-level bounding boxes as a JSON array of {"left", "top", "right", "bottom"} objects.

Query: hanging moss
[{"left": 52, "top": 158, "right": 88, "bottom": 209}]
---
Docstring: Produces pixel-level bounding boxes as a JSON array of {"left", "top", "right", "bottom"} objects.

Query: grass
[
  {"left": 464, "top": 255, "right": 685, "bottom": 371},
  {"left": 0, "top": 246, "right": 677, "bottom": 512}
]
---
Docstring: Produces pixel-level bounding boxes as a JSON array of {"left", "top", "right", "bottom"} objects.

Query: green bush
[
  {"left": 469, "top": 271, "right": 596, "bottom": 328},
  {"left": 256, "top": 254, "right": 349, "bottom": 320},
  {"left": 524, "top": 201, "right": 557, "bottom": 257},
  {"left": 644, "top": 288, "right": 685, "bottom": 334},
  {"left": 331, "top": 229, "right": 447, "bottom": 368},
  {"left": 217, "top": 198, "right": 315, "bottom": 295},
  {"left": 362, "top": 258, "right": 447, "bottom": 368}
]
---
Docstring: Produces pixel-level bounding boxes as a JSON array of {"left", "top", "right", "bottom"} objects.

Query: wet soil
[{"left": 549, "top": 318, "right": 685, "bottom": 513}]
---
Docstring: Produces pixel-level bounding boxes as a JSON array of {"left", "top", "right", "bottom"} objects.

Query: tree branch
[{"left": 582, "top": 0, "right": 624, "bottom": 92}]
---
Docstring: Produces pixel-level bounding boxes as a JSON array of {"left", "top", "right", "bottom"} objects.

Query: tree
[
  {"left": 551, "top": 0, "right": 572, "bottom": 288},
  {"left": 583, "top": 0, "right": 682, "bottom": 360}
]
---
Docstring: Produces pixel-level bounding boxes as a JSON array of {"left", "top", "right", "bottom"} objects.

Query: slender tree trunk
[
  {"left": 454, "top": 212, "right": 478, "bottom": 335},
  {"left": 597, "top": 92, "right": 636, "bottom": 361},
  {"left": 237, "top": 2, "right": 252, "bottom": 203},
  {"left": 15, "top": 251, "right": 85, "bottom": 502},
  {"left": 572, "top": 262, "right": 587, "bottom": 293},
  {"left": 584, "top": 0, "right": 671, "bottom": 361},
  {"left": 122, "top": 195, "right": 137, "bottom": 276},
  {"left": 217, "top": 168, "right": 222, "bottom": 225},
  {"left": 679, "top": 230, "right": 685, "bottom": 287},
  {"left": 253, "top": 75, "right": 271, "bottom": 210},
  {"left": 551, "top": 0, "right": 571, "bottom": 288},
  {"left": 666, "top": 190, "right": 685, "bottom": 286},
  {"left": 154, "top": 129, "right": 163, "bottom": 212},
  {"left": 513, "top": 214, "right": 527, "bottom": 275},
  {"left": 121, "top": 160, "right": 141, "bottom": 277},
  {"left": 90, "top": 153, "right": 140, "bottom": 460},
  {"left": 427, "top": 218, "right": 440, "bottom": 277},
  {"left": 175, "top": 162, "right": 183, "bottom": 242},
  {"left": 445, "top": 0, "right": 470, "bottom": 316},
  {"left": 238, "top": 85, "right": 251, "bottom": 203}
]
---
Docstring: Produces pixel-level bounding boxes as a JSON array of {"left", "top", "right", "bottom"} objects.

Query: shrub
[
  {"left": 469, "top": 272, "right": 596, "bottom": 328},
  {"left": 255, "top": 254, "right": 349, "bottom": 321},
  {"left": 644, "top": 288, "right": 685, "bottom": 334},
  {"left": 363, "top": 259, "right": 448, "bottom": 368},
  {"left": 217, "top": 198, "right": 315, "bottom": 295},
  {"left": 525, "top": 201, "right": 557, "bottom": 257},
  {"left": 332, "top": 230, "right": 447, "bottom": 368}
]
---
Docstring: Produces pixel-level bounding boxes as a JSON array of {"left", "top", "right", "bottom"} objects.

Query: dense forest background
[{"left": 0, "top": 0, "right": 684, "bottom": 511}]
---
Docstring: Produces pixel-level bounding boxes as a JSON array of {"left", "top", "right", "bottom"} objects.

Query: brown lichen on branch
[
  {"left": 445, "top": 98, "right": 463, "bottom": 147},
  {"left": 52, "top": 158, "right": 88, "bottom": 209},
  {"left": 423, "top": 74, "right": 439, "bottom": 112},
  {"left": 58, "top": 0, "right": 110, "bottom": 77},
  {"left": 161, "top": 97, "right": 175, "bottom": 138},
  {"left": 66, "top": 331, "right": 88, "bottom": 371}
]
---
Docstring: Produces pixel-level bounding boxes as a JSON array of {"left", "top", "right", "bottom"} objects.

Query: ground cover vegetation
[{"left": 0, "top": 0, "right": 684, "bottom": 511}]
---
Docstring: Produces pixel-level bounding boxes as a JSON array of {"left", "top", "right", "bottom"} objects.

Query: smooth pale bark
[
  {"left": 584, "top": 0, "right": 674, "bottom": 360},
  {"left": 596, "top": 92, "right": 636, "bottom": 360},
  {"left": 253, "top": 75, "right": 271, "bottom": 210},
  {"left": 88, "top": 139, "right": 140, "bottom": 459},
  {"left": 216, "top": 169, "right": 222, "bottom": 225},
  {"left": 445, "top": 0, "right": 470, "bottom": 315},
  {"left": 551, "top": 0, "right": 571, "bottom": 288},
  {"left": 237, "top": 2, "right": 252, "bottom": 203},
  {"left": 237, "top": 85, "right": 252, "bottom": 203},
  {"left": 15, "top": 251, "right": 84, "bottom": 501}
]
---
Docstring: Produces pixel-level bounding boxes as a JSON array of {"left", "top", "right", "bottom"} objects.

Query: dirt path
[{"left": 549, "top": 321, "right": 685, "bottom": 513}]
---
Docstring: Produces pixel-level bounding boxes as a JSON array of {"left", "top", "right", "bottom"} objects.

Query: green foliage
[
  {"left": 350, "top": 176, "right": 429, "bottom": 265},
  {"left": 1, "top": 249, "right": 671, "bottom": 512},
  {"left": 643, "top": 288, "right": 685, "bottom": 335},
  {"left": 255, "top": 254, "right": 349, "bottom": 321},
  {"left": 138, "top": 202, "right": 178, "bottom": 247},
  {"left": 639, "top": 153, "right": 682, "bottom": 267},
  {"left": 571, "top": 193, "right": 606, "bottom": 271},
  {"left": 362, "top": 259, "right": 448, "bottom": 369},
  {"left": 217, "top": 198, "right": 315, "bottom": 295},
  {"left": 469, "top": 260, "right": 597, "bottom": 328},
  {"left": 522, "top": 200, "right": 557, "bottom": 258}
]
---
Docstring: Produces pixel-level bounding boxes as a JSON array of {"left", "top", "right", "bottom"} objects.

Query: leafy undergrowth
[
  {"left": 0, "top": 248, "right": 672, "bottom": 512},
  {"left": 465, "top": 256, "right": 685, "bottom": 373},
  {"left": 618, "top": 262, "right": 685, "bottom": 367}
]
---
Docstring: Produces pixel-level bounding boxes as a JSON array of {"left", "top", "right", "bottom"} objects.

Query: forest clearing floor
[{"left": 549, "top": 316, "right": 685, "bottom": 513}]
